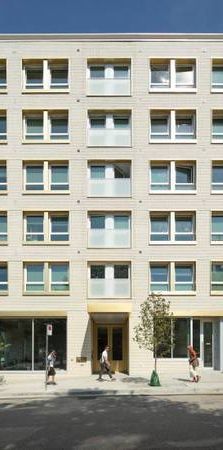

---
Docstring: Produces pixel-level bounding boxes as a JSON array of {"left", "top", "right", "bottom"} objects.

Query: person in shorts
[
  {"left": 47, "top": 350, "right": 57, "bottom": 385},
  {"left": 187, "top": 345, "right": 200, "bottom": 382}
]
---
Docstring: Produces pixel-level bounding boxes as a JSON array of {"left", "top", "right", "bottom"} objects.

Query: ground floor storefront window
[
  {"left": 0, "top": 318, "right": 66, "bottom": 370},
  {"left": 157, "top": 318, "right": 200, "bottom": 358}
]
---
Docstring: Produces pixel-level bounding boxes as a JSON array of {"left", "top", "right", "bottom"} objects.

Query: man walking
[{"left": 98, "top": 345, "right": 116, "bottom": 381}]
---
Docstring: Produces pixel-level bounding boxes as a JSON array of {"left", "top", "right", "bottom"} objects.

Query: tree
[
  {"left": 0, "top": 336, "right": 10, "bottom": 353},
  {"left": 133, "top": 293, "right": 174, "bottom": 384}
]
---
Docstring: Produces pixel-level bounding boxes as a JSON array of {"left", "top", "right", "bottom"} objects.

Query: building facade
[{"left": 0, "top": 33, "right": 223, "bottom": 375}]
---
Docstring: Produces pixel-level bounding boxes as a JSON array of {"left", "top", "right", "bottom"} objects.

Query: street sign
[{"left": 47, "top": 324, "right": 53, "bottom": 336}]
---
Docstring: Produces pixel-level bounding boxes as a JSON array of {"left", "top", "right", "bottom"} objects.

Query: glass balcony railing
[
  {"left": 88, "top": 229, "right": 130, "bottom": 248},
  {"left": 87, "top": 79, "right": 131, "bottom": 96},
  {"left": 88, "top": 279, "right": 130, "bottom": 298},
  {"left": 88, "top": 178, "right": 131, "bottom": 197},
  {"left": 88, "top": 129, "right": 131, "bottom": 147}
]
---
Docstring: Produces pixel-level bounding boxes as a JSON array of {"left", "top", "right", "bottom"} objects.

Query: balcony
[
  {"left": 88, "top": 229, "right": 130, "bottom": 248},
  {"left": 88, "top": 279, "right": 130, "bottom": 298},
  {"left": 87, "top": 78, "right": 130, "bottom": 96},
  {"left": 88, "top": 178, "right": 131, "bottom": 197},
  {"left": 88, "top": 129, "right": 131, "bottom": 147}
]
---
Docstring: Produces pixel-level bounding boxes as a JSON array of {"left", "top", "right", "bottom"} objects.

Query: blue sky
[{"left": 0, "top": 0, "right": 222, "bottom": 33}]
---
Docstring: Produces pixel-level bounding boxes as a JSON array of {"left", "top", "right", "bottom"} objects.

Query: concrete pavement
[{"left": 0, "top": 369, "right": 223, "bottom": 399}]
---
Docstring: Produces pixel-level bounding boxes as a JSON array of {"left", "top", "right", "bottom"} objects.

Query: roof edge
[{"left": 0, "top": 32, "right": 223, "bottom": 41}]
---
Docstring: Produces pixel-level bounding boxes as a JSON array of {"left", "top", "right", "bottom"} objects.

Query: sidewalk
[{"left": 0, "top": 369, "right": 223, "bottom": 399}]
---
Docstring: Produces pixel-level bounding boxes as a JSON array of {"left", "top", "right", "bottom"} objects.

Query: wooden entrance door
[{"left": 93, "top": 324, "right": 127, "bottom": 373}]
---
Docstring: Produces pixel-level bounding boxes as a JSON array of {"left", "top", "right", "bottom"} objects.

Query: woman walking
[{"left": 187, "top": 345, "right": 200, "bottom": 382}]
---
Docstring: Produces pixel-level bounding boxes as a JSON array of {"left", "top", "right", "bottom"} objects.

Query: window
[
  {"left": 0, "top": 113, "right": 7, "bottom": 140},
  {"left": 0, "top": 61, "right": 6, "bottom": 89},
  {"left": 25, "top": 215, "right": 44, "bottom": 241},
  {"left": 88, "top": 263, "right": 130, "bottom": 298},
  {"left": 25, "top": 263, "right": 44, "bottom": 291},
  {"left": 150, "top": 62, "right": 170, "bottom": 88},
  {"left": 88, "top": 112, "right": 131, "bottom": 146},
  {"left": 212, "top": 214, "right": 223, "bottom": 241},
  {"left": 24, "top": 162, "right": 69, "bottom": 192},
  {"left": 175, "top": 214, "right": 195, "bottom": 241},
  {"left": 0, "top": 264, "right": 8, "bottom": 292},
  {"left": 25, "top": 63, "right": 43, "bottom": 89},
  {"left": 23, "top": 59, "right": 69, "bottom": 90},
  {"left": 212, "top": 112, "right": 223, "bottom": 140},
  {"left": 150, "top": 264, "right": 169, "bottom": 291},
  {"left": 49, "top": 61, "right": 68, "bottom": 88},
  {"left": 150, "top": 110, "right": 196, "bottom": 142},
  {"left": 88, "top": 162, "right": 131, "bottom": 197},
  {"left": 89, "top": 213, "right": 130, "bottom": 248},
  {"left": 150, "top": 114, "right": 170, "bottom": 140},
  {"left": 211, "top": 263, "right": 223, "bottom": 291},
  {"left": 150, "top": 213, "right": 195, "bottom": 242},
  {"left": 24, "top": 213, "right": 69, "bottom": 242},
  {"left": 212, "top": 60, "right": 223, "bottom": 90},
  {"left": 176, "top": 62, "right": 195, "bottom": 88},
  {"left": 23, "top": 111, "right": 69, "bottom": 142},
  {"left": 50, "top": 216, "right": 69, "bottom": 241},
  {"left": 157, "top": 318, "right": 200, "bottom": 359},
  {"left": 24, "top": 262, "right": 69, "bottom": 293},
  {"left": 150, "top": 262, "right": 195, "bottom": 293},
  {"left": 0, "top": 164, "right": 7, "bottom": 191},
  {"left": 212, "top": 163, "right": 223, "bottom": 191},
  {"left": 150, "top": 215, "right": 169, "bottom": 241},
  {"left": 150, "top": 59, "right": 196, "bottom": 90},
  {"left": 50, "top": 115, "right": 68, "bottom": 140},
  {"left": 50, "top": 263, "right": 69, "bottom": 291},
  {"left": 87, "top": 62, "right": 130, "bottom": 96},
  {"left": 0, "top": 214, "right": 7, "bottom": 242},
  {"left": 150, "top": 161, "right": 196, "bottom": 192},
  {"left": 175, "top": 264, "right": 195, "bottom": 291},
  {"left": 24, "top": 114, "right": 44, "bottom": 140}
]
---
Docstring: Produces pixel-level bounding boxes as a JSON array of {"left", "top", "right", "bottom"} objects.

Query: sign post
[{"left": 45, "top": 324, "right": 53, "bottom": 390}]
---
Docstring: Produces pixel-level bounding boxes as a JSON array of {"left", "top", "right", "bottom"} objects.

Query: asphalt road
[{"left": 0, "top": 395, "right": 223, "bottom": 450}]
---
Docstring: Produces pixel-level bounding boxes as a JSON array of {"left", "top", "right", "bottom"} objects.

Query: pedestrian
[
  {"left": 47, "top": 350, "right": 57, "bottom": 385},
  {"left": 98, "top": 345, "right": 116, "bottom": 381},
  {"left": 187, "top": 345, "right": 200, "bottom": 382}
]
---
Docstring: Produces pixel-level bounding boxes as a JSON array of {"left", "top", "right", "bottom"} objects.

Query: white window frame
[
  {"left": 211, "top": 262, "right": 223, "bottom": 294},
  {"left": 87, "top": 63, "right": 130, "bottom": 80},
  {"left": 211, "top": 59, "right": 223, "bottom": 92},
  {"left": 212, "top": 111, "right": 223, "bottom": 142},
  {"left": 24, "top": 212, "right": 69, "bottom": 243},
  {"left": 23, "top": 161, "right": 69, "bottom": 193},
  {"left": 0, "top": 60, "right": 7, "bottom": 90},
  {"left": 0, "top": 263, "right": 8, "bottom": 292},
  {"left": 149, "top": 261, "right": 196, "bottom": 294},
  {"left": 150, "top": 161, "right": 196, "bottom": 194},
  {"left": 24, "top": 262, "right": 45, "bottom": 292},
  {"left": 23, "top": 59, "right": 69, "bottom": 91},
  {"left": 0, "top": 163, "right": 7, "bottom": 192},
  {"left": 149, "top": 212, "right": 196, "bottom": 244},
  {"left": 0, "top": 213, "right": 7, "bottom": 243},
  {"left": 49, "top": 262, "right": 69, "bottom": 291},
  {"left": 23, "top": 110, "right": 69, "bottom": 143},
  {"left": 149, "top": 58, "right": 196, "bottom": 92},
  {"left": 211, "top": 162, "right": 223, "bottom": 192},
  {"left": 0, "top": 112, "right": 7, "bottom": 141},
  {"left": 150, "top": 110, "right": 196, "bottom": 143},
  {"left": 24, "top": 262, "right": 69, "bottom": 294},
  {"left": 150, "top": 263, "right": 170, "bottom": 292},
  {"left": 211, "top": 213, "right": 223, "bottom": 243},
  {"left": 88, "top": 113, "right": 131, "bottom": 130}
]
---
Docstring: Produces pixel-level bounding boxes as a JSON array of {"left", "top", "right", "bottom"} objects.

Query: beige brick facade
[{"left": 0, "top": 33, "right": 223, "bottom": 375}]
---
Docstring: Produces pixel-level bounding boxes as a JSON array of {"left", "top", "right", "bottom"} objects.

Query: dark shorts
[{"left": 48, "top": 367, "right": 56, "bottom": 376}]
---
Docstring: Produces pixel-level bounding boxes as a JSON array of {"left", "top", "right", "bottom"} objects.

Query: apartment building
[{"left": 0, "top": 33, "right": 223, "bottom": 375}]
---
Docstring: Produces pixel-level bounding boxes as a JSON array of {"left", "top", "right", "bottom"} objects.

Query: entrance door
[
  {"left": 93, "top": 324, "right": 127, "bottom": 373},
  {"left": 203, "top": 322, "right": 213, "bottom": 367}
]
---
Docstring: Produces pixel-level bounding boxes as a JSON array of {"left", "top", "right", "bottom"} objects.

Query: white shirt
[{"left": 101, "top": 350, "right": 108, "bottom": 363}]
